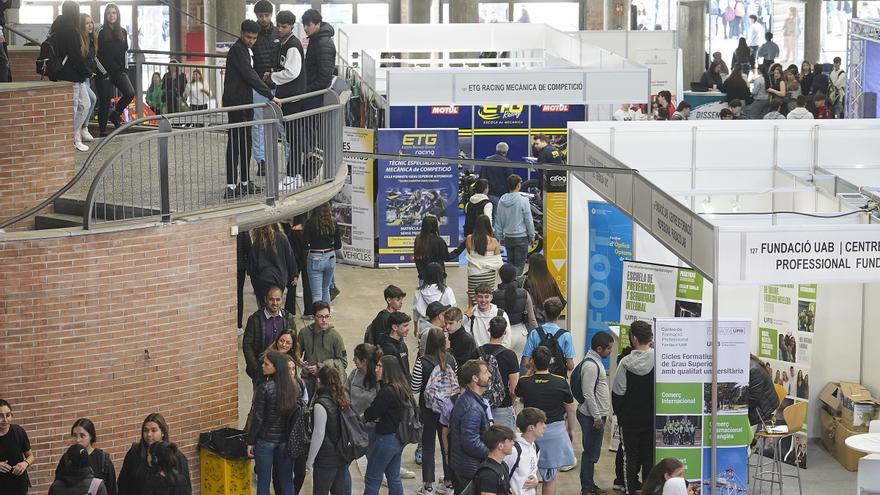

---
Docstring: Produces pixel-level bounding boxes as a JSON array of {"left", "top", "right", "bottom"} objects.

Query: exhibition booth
[
  {"left": 562, "top": 119, "right": 880, "bottom": 492},
  {"left": 846, "top": 18, "right": 880, "bottom": 119}
]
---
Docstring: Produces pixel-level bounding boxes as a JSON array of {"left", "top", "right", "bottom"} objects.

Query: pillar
[
  {"left": 804, "top": 0, "right": 822, "bottom": 64},
  {"left": 606, "top": 0, "right": 632, "bottom": 30},
  {"left": 449, "top": 0, "right": 479, "bottom": 23},
  {"left": 207, "top": 0, "right": 246, "bottom": 47},
  {"left": 585, "top": 0, "right": 606, "bottom": 30},
  {"left": 409, "top": 0, "right": 431, "bottom": 23},
  {"left": 679, "top": 0, "right": 706, "bottom": 92}
]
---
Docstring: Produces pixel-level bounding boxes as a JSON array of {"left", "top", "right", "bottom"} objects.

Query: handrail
[
  {"left": 130, "top": 49, "right": 228, "bottom": 59},
  {"left": 2, "top": 24, "right": 41, "bottom": 45}
]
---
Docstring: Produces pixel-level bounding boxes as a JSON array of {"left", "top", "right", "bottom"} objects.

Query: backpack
[
  {"left": 461, "top": 459, "right": 509, "bottom": 495},
  {"left": 87, "top": 478, "right": 103, "bottom": 495},
  {"left": 463, "top": 198, "right": 490, "bottom": 235},
  {"left": 336, "top": 404, "right": 369, "bottom": 462},
  {"left": 723, "top": 5, "right": 736, "bottom": 22},
  {"left": 570, "top": 354, "right": 603, "bottom": 404},
  {"left": 423, "top": 356, "right": 460, "bottom": 414},
  {"left": 287, "top": 399, "right": 311, "bottom": 459},
  {"left": 396, "top": 397, "right": 423, "bottom": 444},
  {"left": 36, "top": 31, "right": 66, "bottom": 80},
  {"left": 537, "top": 325, "right": 569, "bottom": 377},
  {"left": 478, "top": 345, "right": 508, "bottom": 407}
]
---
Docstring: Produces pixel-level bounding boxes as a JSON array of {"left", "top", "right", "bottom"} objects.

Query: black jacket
[
  {"left": 449, "top": 329, "right": 479, "bottom": 368},
  {"left": 50, "top": 19, "right": 89, "bottom": 83},
  {"left": 252, "top": 22, "right": 277, "bottom": 76},
  {"left": 49, "top": 470, "right": 108, "bottom": 495},
  {"left": 247, "top": 231, "right": 297, "bottom": 294},
  {"left": 248, "top": 379, "right": 292, "bottom": 444},
  {"left": 97, "top": 27, "right": 128, "bottom": 75},
  {"left": 748, "top": 358, "right": 779, "bottom": 425},
  {"left": 378, "top": 333, "right": 411, "bottom": 381},
  {"left": 274, "top": 33, "right": 307, "bottom": 102},
  {"left": 303, "top": 22, "right": 336, "bottom": 93},
  {"left": 492, "top": 284, "right": 529, "bottom": 325},
  {"left": 312, "top": 392, "right": 342, "bottom": 468},
  {"left": 222, "top": 38, "right": 273, "bottom": 107},
  {"left": 364, "top": 383, "right": 405, "bottom": 435},
  {"left": 722, "top": 77, "right": 752, "bottom": 103},
  {"left": 479, "top": 156, "right": 513, "bottom": 198},
  {"left": 55, "top": 448, "right": 117, "bottom": 495},
  {"left": 536, "top": 144, "right": 563, "bottom": 164},
  {"left": 143, "top": 471, "right": 192, "bottom": 495},
  {"left": 117, "top": 442, "right": 190, "bottom": 495},
  {"left": 414, "top": 235, "right": 450, "bottom": 280}
]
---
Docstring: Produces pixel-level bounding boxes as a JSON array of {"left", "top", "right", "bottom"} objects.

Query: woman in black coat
[
  {"left": 55, "top": 419, "right": 117, "bottom": 495},
  {"left": 248, "top": 223, "right": 297, "bottom": 307},
  {"left": 117, "top": 413, "right": 191, "bottom": 495},
  {"left": 49, "top": 445, "right": 108, "bottom": 495},
  {"left": 721, "top": 66, "right": 752, "bottom": 104},
  {"left": 143, "top": 442, "right": 191, "bottom": 495},
  {"left": 96, "top": 3, "right": 135, "bottom": 135}
]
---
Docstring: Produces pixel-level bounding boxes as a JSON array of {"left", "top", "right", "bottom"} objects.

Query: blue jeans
[
  {"left": 491, "top": 406, "right": 516, "bottom": 430},
  {"left": 83, "top": 80, "right": 97, "bottom": 129},
  {"left": 504, "top": 236, "right": 530, "bottom": 276},
  {"left": 252, "top": 89, "right": 288, "bottom": 165},
  {"left": 307, "top": 251, "right": 336, "bottom": 303},
  {"left": 577, "top": 411, "right": 605, "bottom": 492},
  {"left": 254, "top": 439, "right": 294, "bottom": 495},
  {"left": 364, "top": 433, "right": 403, "bottom": 495}
]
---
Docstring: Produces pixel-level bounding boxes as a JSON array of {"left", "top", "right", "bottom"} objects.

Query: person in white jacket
[
  {"left": 504, "top": 408, "right": 546, "bottom": 495},
  {"left": 413, "top": 262, "right": 456, "bottom": 324},
  {"left": 787, "top": 95, "right": 814, "bottom": 119},
  {"left": 464, "top": 283, "right": 511, "bottom": 347}
]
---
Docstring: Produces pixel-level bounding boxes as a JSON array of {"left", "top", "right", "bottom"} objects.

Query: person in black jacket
[
  {"left": 143, "top": 442, "right": 191, "bottom": 495},
  {"left": 248, "top": 223, "right": 298, "bottom": 306},
  {"left": 117, "top": 413, "right": 190, "bottom": 495},
  {"left": 282, "top": 215, "right": 313, "bottom": 317},
  {"left": 700, "top": 61, "right": 724, "bottom": 90},
  {"left": 236, "top": 231, "right": 252, "bottom": 332},
  {"left": 222, "top": 20, "right": 281, "bottom": 199},
  {"left": 52, "top": 1, "right": 92, "bottom": 152},
  {"left": 250, "top": 0, "right": 278, "bottom": 175},
  {"left": 722, "top": 67, "right": 752, "bottom": 104},
  {"left": 748, "top": 354, "right": 779, "bottom": 426},
  {"left": 243, "top": 286, "right": 298, "bottom": 386},
  {"left": 305, "top": 366, "right": 351, "bottom": 495},
  {"left": 413, "top": 215, "right": 454, "bottom": 282},
  {"left": 480, "top": 143, "right": 514, "bottom": 209},
  {"left": 55, "top": 419, "right": 117, "bottom": 495},
  {"left": 300, "top": 9, "right": 336, "bottom": 111},
  {"left": 161, "top": 60, "right": 187, "bottom": 113},
  {"left": 49, "top": 444, "right": 108, "bottom": 495},
  {"left": 96, "top": 3, "right": 135, "bottom": 136},
  {"left": 270, "top": 11, "right": 308, "bottom": 184}
]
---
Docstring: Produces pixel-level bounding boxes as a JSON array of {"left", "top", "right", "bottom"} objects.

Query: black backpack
[
  {"left": 336, "top": 404, "right": 369, "bottom": 462},
  {"left": 570, "top": 354, "right": 602, "bottom": 404},
  {"left": 36, "top": 31, "right": 66, "bottom": 80},
  {"left": 537, "top": 325, "right": 569, "bottom": 377},
  {"left": 463, "top": 197, "right": 490, "bottom": 236}
]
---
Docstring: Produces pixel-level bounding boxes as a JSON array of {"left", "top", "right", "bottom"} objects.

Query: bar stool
[
  {"left": 753, "top": 400, "right": 807, "bottom": 495},
  {"left": 748, "top": 384, "right": 787, "bottom": 480}
]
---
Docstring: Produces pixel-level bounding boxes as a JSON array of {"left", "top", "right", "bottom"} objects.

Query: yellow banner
[{"left": 544, "top": 191, "right": 568, "bottom": 295}]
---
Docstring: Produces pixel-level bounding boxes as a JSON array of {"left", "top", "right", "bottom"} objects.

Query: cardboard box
[
  {"left": 818, "top": 381, "right": 880, "bottom": 431},
  {"left": 819, "top": 408, "right": 837, "bottom": 452},
  {"left": 832, "top": 420, "right": 868, "bottom": 471}
]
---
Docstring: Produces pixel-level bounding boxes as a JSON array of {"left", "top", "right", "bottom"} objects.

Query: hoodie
[
  {"left": 378, "top": 333, "right": 411, "bottom": 381},
  {"left": 413, "top": 284, "right": 457, "bottom": 320},
  {"left": 611, "top": 348, "right": 655, "bottom": 430},
  {"left": 763, "top": 110, "right": 786, "bottom": 120},
  {"left": 304, "top": 22, "right": 337, "bottom": 93},
  {"left": 297, "top": 323, "right": 347, "bottom": 378},
  {"left": 495, "top": 192, "right": 534, "bottom": 242},
  {"left": 787, "top": 107, "right": 814, "bottom": 119}
]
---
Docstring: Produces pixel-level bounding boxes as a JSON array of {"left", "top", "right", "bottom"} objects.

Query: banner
[
  {"left": 544, "top": 170, "right": 568, "bottom": 297},
  {"left": 376, "top": 129, "right": 460, "bottom": 266},
  {"left": 586, "top": 202, "right": 633, "bottom": 359},
  {"left": 332, "top": 127, "right": 375, "bottom": 267},
  {"left": 619, "top": 260, "right": 708, "bottom": 344},
  {"left": 757, "top": 284, "right": 816, "bottom": 468},
  {"left": 654, "top": 318, "right": 752, "bottom": 495}
]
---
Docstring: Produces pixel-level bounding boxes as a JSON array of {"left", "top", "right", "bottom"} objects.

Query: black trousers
[
  {"left": 276, "top": 455, "right": 306, "bottom": 495},
  {"left": 97, "top": 71, "right": 135, "bottom": 131},
  {"left": 236, "top": 267, "right": 247, "bottom": 328},
  {"left": 226, "top": 109, "right": 253, "bottom": 186},
  {"left": 420, "top": 405, "right": 450, "bottom": 484},
  {"left": 312, "top": 463, "right": 348, "bottom": 494},
  {"left": 282, "top": 101, "right": 304, "bottom": 178},
  {"left": 451, "top": 469, "right": 471, "bottom": 495},
  {"left": 621, "top": 427, "right": 653, "bottom": 495}
]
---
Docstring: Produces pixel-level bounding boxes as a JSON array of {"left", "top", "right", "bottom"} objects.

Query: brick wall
[
  {"left": 8, "top": 47, "right": 41, "bottom": 83},
  {"left": 0, "top": 217, "right": 239, "bottom": 494},
  {"left": 0, "top": 82, "right": 75, "bottom": 230}
]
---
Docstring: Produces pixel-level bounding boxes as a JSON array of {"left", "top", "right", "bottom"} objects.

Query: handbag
[{"left": 287, "top": 399, "right": 311, "bottom": 459}]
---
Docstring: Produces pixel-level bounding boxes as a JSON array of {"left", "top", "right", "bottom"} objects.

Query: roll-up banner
[
  {"left": 756, "top": 284, "right": 815, "bottom": 468},
  {"left": 654, "top": 317, "right": 752, "bottom": 495},
  {"left": 333, "top": 127, "right": 376, "bottom": 267},
  {"left": 376, "top": 129, "right": 460, "bottom": 266}
]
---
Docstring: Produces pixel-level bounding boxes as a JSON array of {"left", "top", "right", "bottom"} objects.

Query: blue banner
[
  {"left": 377, "top": 129, "right": 460, "bottom": 266},
  {"left": 587, "top": 201, "right": 633, "bottom": 363}
]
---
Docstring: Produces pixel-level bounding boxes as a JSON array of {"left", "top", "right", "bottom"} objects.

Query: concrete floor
[{"left": 236, "top": 264, "right": 856, "bottom": 494}]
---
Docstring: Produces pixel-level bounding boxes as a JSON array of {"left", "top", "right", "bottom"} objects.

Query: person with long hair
[
  {"left": 731, "top": 37, "right": 751, "bottom": 72},
  {"left": 493, "top": 263, "right": 538, "bottom": 358},
  {"left": 413, "top": 215, "right": 454, "bottom": 283},
  {"left": 248, "top": 223, "right": 297, "bottom": 306},
  {"left": 146, "top": 72, "right": 164, "bottom": 114},
  {"left": 465, "top": 214, "right": 503, "bottom": 303},
  {"left": 49, "top": 444, "right": 109, "bottom": 495},
  {"left": 54, "top": 419, "right": 117, "bottom": 495},
  {"left": 161, "top": 59, "right": 188, "bottom": 114},
  {"left": 247, "top": 350, "right": 300, "bottom": 495},
  {"left": 143, "top": 441, "right": 190, "bottom": 495},
  {"left": 306, "top": 366, "right": 352, "bottom": 494},
  {"left": 304, "top": 202, "right": 341, "bottom": 304},
  {"left": 268, "top": 328, "right": 301, "bottom": 366},
  {"left": 185, "top": 69, "right": 211, "bottom": 110},
  {"left": 410, "top": 327, "right": 458, "bottom": 494},
  {"left": 767, "top": 64, "right": 787, "bottom": 114},
  {"left": 79, "top": 13, "right": 98, "bottom": 144},
  {"left": 523, "top": 252, "right": 565, "bottom": 324},
  {"left": 783, "top": 69, "right": 801, "bottom": 111},
  {"left": 96, "top": 3, "right": 135, "bottom": 136},
  {"left": 363, "top": 356, "right": 415, "bottom": 495},
  {"left": 640, "top": 458, "right": 686, "bottom": 495},
  {"left": 700, "top": 61, "right": 724, "bottom": 90},
  {"left": 799, "top": 61, "right": 814, "bottom": 96},
  {"left": 282, "top": 215, "right": 314, "bottom": 317},
  {"left": 117, "top": 413, "right": 190, "bottom": 495},
  {"left": 51, "top": 1, "right": 91, "bottom": 151},
  {"left": 721, "top": 65, "right": 751, "bottom": 104},
  {"left": 413, "top": 262, "right": 457, "bottom": 323}
]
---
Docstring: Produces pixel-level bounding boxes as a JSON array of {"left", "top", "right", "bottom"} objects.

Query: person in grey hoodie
[
  {"left": 494, "top": 174, "right": 535, "bottom": 277},
  {"left": 762, "top": 99, "right": 787, "bottom": 120},
  {"left": 786, "top": 94, "right": 814, "bottom": 119},
  {"left": 611, "top": 320, "right": 655, "bottom": 495}
]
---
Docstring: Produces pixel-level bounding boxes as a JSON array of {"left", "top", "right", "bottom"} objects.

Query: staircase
[{"left": 34, "top": 197, "right": 163, "bottom": 230}]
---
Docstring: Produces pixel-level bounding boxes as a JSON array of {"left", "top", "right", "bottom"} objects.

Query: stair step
[
  {"left": 54, "top": 196, "right": 164, "bottom": 221},
  {"left": 34, "top": 213, "right": 82, "bottom": 230},
  {"left": 53, "top": 197, "right": 88, "bottom": 216}
]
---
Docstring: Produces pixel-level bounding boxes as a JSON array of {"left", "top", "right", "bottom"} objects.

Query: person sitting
[
  {"left": 639, "top": 458, "right": 687, "bottom": 495},
  {"left": 700, "top": 61, "right": 724, "bottom": 90},
  {"left": 721, "top": 68, "right": 751, "bottom": 104},
  {"left": 763, "top": 99, "right": 786, "bottom": 120}
]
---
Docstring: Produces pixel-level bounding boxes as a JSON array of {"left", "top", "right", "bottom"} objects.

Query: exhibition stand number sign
[
  {"left": 376, "top": 129, "right": 460, "bottom": 266},
  {"left": 654, "top": 318, "right": 752, "bottom": 495}
]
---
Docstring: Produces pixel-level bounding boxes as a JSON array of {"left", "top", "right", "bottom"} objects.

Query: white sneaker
[
  {"left": 74, "top": 142, "right": 89, "bottom": 152},
  {"left": 416, "top": 484, "right": 435, "bottom": 494},
  {"left": 399, "top": 467, "right": 416, "bottom": 479},
  {"left": 81, "top": 128, "right": 95, "bottom": 142},
  {"left": 434, "top": 482, "right": 453, "bottom": 495},
  {"left": 236, "top": 327, "right": 244, "bottom": 336}
]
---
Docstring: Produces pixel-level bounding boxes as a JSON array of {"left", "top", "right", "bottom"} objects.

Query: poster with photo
[
  {"left": 654, "top": 318, "right": 751, "bottom": 493},
  {"left": 756, "top": 284, "right": 816, "bottom": 467},
  {"left": 332, "top": 127, "right": 376, "bottom": 267}
]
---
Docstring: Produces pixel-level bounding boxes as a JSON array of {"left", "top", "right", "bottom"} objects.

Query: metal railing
[{"left": 82, "top": 89, "right": 344, "bottom": 229}]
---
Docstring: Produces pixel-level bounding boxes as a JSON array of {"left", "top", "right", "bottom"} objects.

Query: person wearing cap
[
  {"left": 418, "top": 301, "right": 450, "bottom": 357},
  {"left": 480, "top": 142, "right": 514, "bottom": 213},
  {"left": 250, "top": 0, "right": 278, "bottom": 176}
]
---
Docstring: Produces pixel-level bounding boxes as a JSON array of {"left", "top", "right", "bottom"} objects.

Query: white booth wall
[{"left": 566, "top": 120, "right": 879, "bottom": 435}]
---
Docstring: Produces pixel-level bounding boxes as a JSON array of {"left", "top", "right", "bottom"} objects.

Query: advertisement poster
[
  {"left": 376, "top": 129, "right": 460, "bottom": 266},
  {"left": 544, "top": 170, "right": 568, "bottom": 297},
  {"left": 654, "top": 318, "right": 752, "bottom": 494},
  {"left": 332, "top": 127, "right": 375, "bottom": 267},
  {"left": 586, "top": 202, "right": 633, "bottom": 359},
  {"left": 619, "top": 260, "right": 708, "bottom": 345},
  {"left": 757, "top": 284, "right": 816, "bottom": 468}
]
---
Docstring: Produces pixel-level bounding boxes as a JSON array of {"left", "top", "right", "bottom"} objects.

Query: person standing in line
[
  {"left": 463, "top": 179, "right": 494, "bottom": 236},
  {"left": 377, "top": 311, "right": 413, "bottom": 382},
  {"left": 95, "top": 3, "right": 134, "bottom": 136},
  {"left": 366, "top": 285, "right": 407, "bottom": 345},
  {"left": 611, "top": 320, "right": 656, "bottom": 495},
  {"left": 300, "top": 9, "right": 336, "bottom": 111},
  {"left": 143, "top": 441, "right": 191, "bottom": 495},
  {"left": 577, "top": 332, "right": 613, "bottom": 495},
  {"left": 270, "top": 11, "right": 307, "bottom": 187},
  {"left": 248, "top": 224, "right": 298, "bottom": 307},
  {"left": 185, "top": 69, "right": 211, "bottom": 111},
  {"left": 504, "top": 408, "right": 544, "bottom": 495},
  {"left": 79, "top": 13, "right": 97, "bottom": 144},
  {"left": 465, "top": 283, "right": 511, "bottom": 348},
  {"left": 363, "top": 356, "right": 414, "bottom": 495},
  {"left": 471, "top": 425, "right": 515, "bottom": 495},
  {"left": 413, "top": 216, "right": 453, "bottom": 283},
  {"left": 479, "top": 144, "right": 514, "bottom": 212},
  {"left": 416, "top": 302, "right": 449, "bottom": 359},
  {"left": 222, "top": 20, "right": 281, "bottom": 199},
  {"left": 756, "top": 32, "right": 779, "bottom": 72},
  {"left": 520, "top": 297, "right": 574, "bottom": 376},
  {"left": 54, "top": 419, "right": 117, "bottom": 495},
  {"left": 298, "top": 301, "right": 348, "bottom": 395},
  {"left": 828, "top": 57, "right": 846, "bottom": 118},
  {"left": 522, "top": 252, "right": 565, "bottom": 325},
  {"left": 414, "top": 263, "right": 457, "bottom": 327},
  {"left": 464, "top": 216, "right": 504, "bottom": 303},
  {"left": 117, "top": 413, "right": 191, "bottom": 495},
  {"left": 250, "top": 0, "right": 278, "bottom": 177},
  {"left": 494, "top": 175, "right": 535, "bottom": 277},
  {"left": 243, "top": 286, "right": 297, "bottom": 386},
  {"left": 282, "top": 215, "right": 313, "bottom": 319},
  {"left": 51, "top": 1, "right": 91, "bottom": 152},
  {"left": 448, "top": 359, "right": 493, "bottom": 493},
  {"left": 247, "top": 351, "right": 299, "bottom": 495},
  {"left": 445, "top": 307, "right": 479, "bottom": 368},
  {"left": 0, "top": 399, "right": 34, "bottom": 495},
  {"left": 306, "top": 366, "right": 351, "bottom": 494},
  {"left": 304, "top": 202, "right": 341, "bottom": 304},
  {"left": 478, "top": 316, "right": 520, "bottom": 430},
  {"left": 49, "top": 444, "right": 108, "bottom": 495},
  {"left": 493, "top": 264, "right": 538, "bottom": 359},
  {"left": 237, "top": 231, "right": 252, "bottom": 335}
]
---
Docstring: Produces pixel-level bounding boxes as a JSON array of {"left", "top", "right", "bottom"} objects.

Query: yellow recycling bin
[{"left": 198, "top": 428, "right": 252, "bottom": 495}]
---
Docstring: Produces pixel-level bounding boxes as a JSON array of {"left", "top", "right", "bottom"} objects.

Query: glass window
[
  {"left": 137, "top": 5, "right": 170, "bottom": 52},
  {"left": 512, "top": 2, "right": 578, "bottom": 31},
  {"left": 280, "top": 3, "right": 313, "bottom": 21},
  {"left": 821, "top": 0, "right": 851, "bottom": 64},
  {"left": 479, "top": 2, "right": 510, "bottom": 22},
  {"left": 18, "top": 2, "right": 54, "bottom": 24},
  {"left": 323, "top": 3, "right": 354, "bottom": 24},
  {"left": 634, "top": 0, "right": 677, "bottom": 30},
  {"left": 358, "top": 3, "right": 390, "bottom": 23}
]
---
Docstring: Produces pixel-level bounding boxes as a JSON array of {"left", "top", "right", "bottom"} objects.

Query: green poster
[
  {"left": 676, "top": 269, "right": 704, "bottom": 301},
  {"left": 655, "top": 447, "right": 702, "bottom": 479},
  {"left": 798, "top": 284, "right": 817, "bottom": 301},
  {"left": 703, "top": 414, "right": 752, "bottom": 446},
  {"left": 758, "top": 327, "right": 778, "bottom": 360},
  {"left": 656, "top": 383, "right": 703, "bottom": 415}
]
